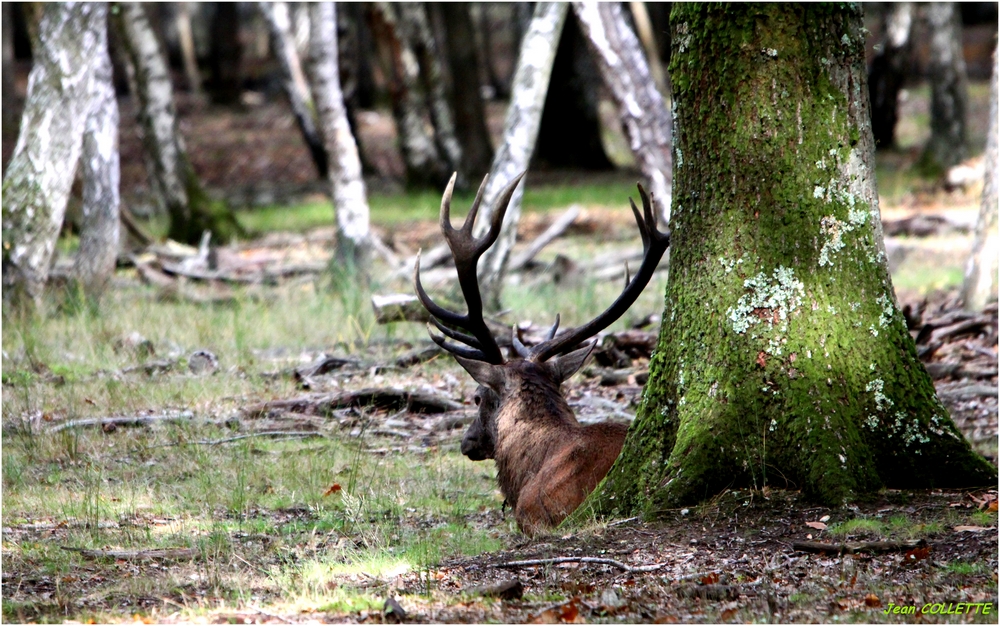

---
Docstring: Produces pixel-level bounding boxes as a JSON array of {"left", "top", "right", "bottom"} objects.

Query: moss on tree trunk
[{"left": 588, "top": 4, "right": 995, "bottom": 517}]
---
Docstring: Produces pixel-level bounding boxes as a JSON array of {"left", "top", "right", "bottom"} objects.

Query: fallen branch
[
  {"left": 496, "top": 556, "right": 666, "bottom": 573},
  {"left": 151, "top": 431, "right": 324, "bottom": 448},
  {"left": 509, "top": 205, "right": 581, "bottom": 271},
  {"left": 294, "top": 355, "right": 363, "bottom": 380},
  {"left": 244, "top": 388, "right": 463, "bottom": 417},
  {"left": 47, "top": 411, "right": 196, "bottom": 434},
  {"left": 61, "top": 546, "right": 198, "bottom": 561},
  {"left": 791, "top": 539, "right": 927, "bottom": 555},
  {"left": 936, "top": 384, "right": 998, "bottom": 400}
]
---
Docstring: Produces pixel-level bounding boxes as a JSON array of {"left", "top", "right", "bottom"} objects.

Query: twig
[
  {"left": 150, "top": 431, "right": 323, "bottom": 448},
  {"left": 792, "top": 539, "right": 927, "bottom": 555},
  {"left": 496, "top": 556, "right": 666, "bottom": 573},
  {"left": 607, "top": 516, "right": 640, "bottom": 527},
  {"left": 47, "top": 411, "right": 195, "bottom": 433}
]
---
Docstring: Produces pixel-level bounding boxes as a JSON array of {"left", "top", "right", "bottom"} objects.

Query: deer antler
[
  {"left": 414, "top": 172, "right": 526, "bottom": 364},
  {"left": 525, "top": 184, "right": 669, "bottom": 363}
]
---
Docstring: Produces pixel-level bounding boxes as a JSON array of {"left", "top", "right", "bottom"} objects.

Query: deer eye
[{"left": 474, "top": 394, "right": 481, "bottom": 406}]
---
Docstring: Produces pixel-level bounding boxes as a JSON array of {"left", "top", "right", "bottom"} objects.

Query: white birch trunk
[
  {"left": 308, "top": 2, "right": 371, "bottom": 272},
  {"left": 260, "top": 1, "right": 328, "bottom": 177},
  {"left": 573, "top": 1, "right": 672, "bottom": 220},
  {"left": 116, "top": 2, "right": 190, "bottom": 225},
  {"left": 961, "top": 47, "right": 998, "bottom": 311},
  {"left": 2, "top": 3, "right": 110, "bottom": 306},
  {"left": 73, "top": 27, "right": 121, "bottom": 296},
  {"left": 473, "top": 2, "right": 569, "bottom": 308}
]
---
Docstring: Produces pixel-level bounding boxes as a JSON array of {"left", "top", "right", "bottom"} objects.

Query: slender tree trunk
[
  {"left": 627, "top": 1, "right": 668, "bottom": 98},
  {"left": 308, "top": 2, "right": 371, "bottom": 279},
  {"left": 868, "top": 3, "right": 913, "bottom": 150},
  {"left": 2, "top": 2, "right": 18, "bottom": 130},
  {"left": 369, "top": 2, "right": 449, "bottom": 188},
  {"left": 474, "top": 2, "right": 569, "bottom": 309},
  {"left": 175, "top": 2, "right": 202, "bottom": 94},
  {"left": 73, "top": 34, "right": 120, "bottom": 297},
  {"left": 2, "top": 3, "right": 112, "bottom": 308},
  {"left": 961, "top": 47, "right": 998, "bottom": 312},
  {"left": 440, "top": 2, "right": 495, "bottom": 180},
  {"left": 574, "top": 1, "right": 672, "bottom": 220},
  {"left": 337, "top": 3, "right": 375, "bottom": 174},
  {"left": 259, "top": 1, "right": 328, "bottom": 178},
  {"left": 587, "top": 4, "right": 995, "bottom": 517},
  {"left": 115, "top": 2, "right": 243, "bottom": 244},
  {"left": 398, "top": 2, "right": 464, "bottom": 186},
  {"left": 920, "top": 3, "right": 968, "bottom": 174},
  {"left": 535, "top": 13, "right": 613, "bottom": 170}
]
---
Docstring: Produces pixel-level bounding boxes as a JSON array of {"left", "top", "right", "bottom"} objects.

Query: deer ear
[
  {"left": 546, "top": 341, "right": 596, "bottom": 383},
  {"left": 453, "top": 356, "right": 505, "bottom": 391}
]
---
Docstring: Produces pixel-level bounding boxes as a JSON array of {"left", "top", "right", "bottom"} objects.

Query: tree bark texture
[
  {"left": 573, "top": 1, "right": 673, "bottom": 219},
  {"left": 115, "top": 2, "right": 242, "bottom": 245},
  {"left": 440, "top": 2, "right": 495, "bottom": 180},
  {"left": 867, "top": 3, "right": 913, "bottom": 150},
  {"left": 921, "top": 3, "right": 968, "bottom": 173},
  {"left": 534, "top": 13, "right": 613, "bottom": 170},
  {"left": 260, "top": 1, "right": 328, "bottom": 178},
  {"left": 472, "top": 2, "right": 568, "bottom": 309},
  {"left": 369, "top": 3, "right": 449, "bottom": 189},
  {"left": 961, "top": 47, "right": 998, "bottom": 312},
  {"left": 588, "top": 4, "right": 996, "bottom": 516},
  {"left": 308, "top": 2, "right": 371, "bottom": 275},
  {"left": 2, "top": 3, "right": 115, "bottom": 306},
  {"left": 397, "top": 3, "right": 464, "bottom": 187},
  {"left": 73, "top": 36, "right": 121, "bottom": 297}
]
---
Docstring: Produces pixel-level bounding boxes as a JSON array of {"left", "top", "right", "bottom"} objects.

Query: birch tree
[
  {"left": 2, "top": 3, "right": 119, "bottom": 307},
  {"left": 308, "top": 2, "right": 371, "bottom": 277},
  {"left": 260, "top": 1, "right": 328, "bottom": 178},
  {"left": 472, "top": 2, "right": 568, "bottom": 309},
  {"left": 115, "top": 2, "right": 243, "bottom": 245},
  {"left": 586, "top": 4, "right": 995, "bottom": 516},
  {"left": 961, "top": 47, "right": 998, "bottom": 312},
  {"left": 573, "top": 1, "right": 673, "bottom": 219},
  {"left": 868, "top": 3, "right": 913, "bottom": 150}
]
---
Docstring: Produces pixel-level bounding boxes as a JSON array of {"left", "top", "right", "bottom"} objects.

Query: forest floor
[{"left": 3, "top": 86, "right": 998, "bottom": 623}]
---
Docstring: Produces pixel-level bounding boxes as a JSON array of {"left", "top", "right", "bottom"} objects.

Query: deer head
[{"left": 413, "top": 173, "right": 670, "bottom": 446}]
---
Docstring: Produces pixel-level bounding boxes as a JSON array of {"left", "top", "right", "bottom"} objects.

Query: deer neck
[{"left": 493, "top": 364, "right": 580, "bottom": 508}]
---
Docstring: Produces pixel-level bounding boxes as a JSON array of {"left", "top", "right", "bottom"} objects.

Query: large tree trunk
[
  {"left": 534, "top": 13, "right": 613, "bottom": 170},
  {"left": 308, "top": 2, "right": 371, "bottom": 280},
  {"left": 2, "top": 3, "right": 113, "bottom": 307},
  {"left": 369, "top": 2, "right": 449, "bottom": 189},
  {"left": 439, "top": 2, "right": 495, "bottom": 181},
  {"left": 573, "top": 2, "right": 672, "bottom": 220},
  {"left": 961, "top": 47, "right": 998, "bottom": 312},
  {"left": 589, "top": 4, "right": 996, "bottom": 516},
  {"left": 868, "top": 3, "right": 913, "bottom": 150},
  {"left": 398, "top": 3, "right": 464, "bottom": 187},
  {"left": 259, "top": 1, "right": 328, "bottom": 178},
  {"left": 115, "top": 2, "right": 243, "bottom": 245},
  {"left": 920, "top": 3, "right": 968, "bottom": 174},
  {"left": 73, "top": 34, "right": 120, "bottom": 297},
  {"left": 474, "top": 2, "right": 568, "bottom": 309}
]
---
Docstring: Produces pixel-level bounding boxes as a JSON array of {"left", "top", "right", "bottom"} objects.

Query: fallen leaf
[
  {"left": 720, "top": 607, "right": 738, "bottom": 620},
  {"left": 905, "top": 546, "right": 931, "bottom": 561},
  {"left": 530, "top": 598, "right": 583, "bottom": 624},
  {"left": 988, "top": 501, "right": 998, "bottom": 513},
  {"left": 806, "top": 521, "right": 827, "bottom": 530},
  {"left": 756, "top": 352, "right": 767, "bottom": 368},
  {"left": 323, "top": 483, "right": 342, "bottom": 497},
  {"left": 864, "top": 593, "right": 881, "bottom": 607},
  {"left": 819, "top": 515, "right": 831, "bottom": 523},
  {"left": 700, "top": 572, "right": 720, "bottom": 585},
  {"left": 954, "top": 525, "right": 994, "bottom": 532}
]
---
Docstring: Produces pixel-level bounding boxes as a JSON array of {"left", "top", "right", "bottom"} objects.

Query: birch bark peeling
[
  {"left": 2, "top": 3, "right": 109, "bottom": 306},
  {"left": 573, "top": 1, "right": 672, "bottom": 220},
  {"left": 473, "top": 2, "right": 569, "bottom": 308}
]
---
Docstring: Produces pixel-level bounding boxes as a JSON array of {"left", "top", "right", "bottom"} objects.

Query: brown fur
[{"left": 461, "top": 359, "right": 628, "bottom": 536}]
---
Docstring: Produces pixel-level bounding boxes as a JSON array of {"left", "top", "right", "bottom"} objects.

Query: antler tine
[
  {"left": 528, "top": 184, "right": 670, "bottom": 363},
  {"left": 545, "top": 314, "right": 561, "bottom": 341},
  {"left": 427, "top": 325, "right": 489, "bottom": 361},
  {"left": 511, "top": 326, "right": 531, "bottom": 358},
  {"left": 429, "top": 316, "right": 483, "bottom": 350},
  {"left": 413, "top": 251, "right": 465, "bottom": 327}
]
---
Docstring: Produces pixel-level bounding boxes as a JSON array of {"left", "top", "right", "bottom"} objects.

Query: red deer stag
[{"left": 415, "top": 172, "right": 669, "bottom": 535}]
